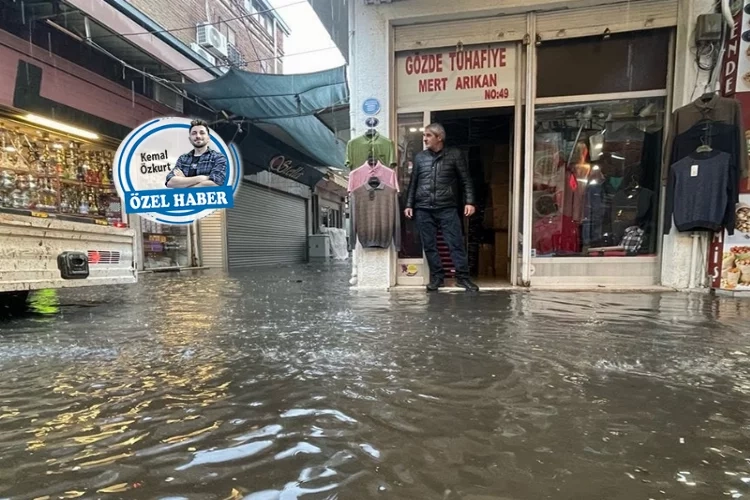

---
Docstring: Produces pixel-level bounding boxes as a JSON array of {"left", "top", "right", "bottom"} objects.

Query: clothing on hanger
[
  {"left": 347, "top": 160, "right": 399, "bottom": 193},
  {"left": 663, "top": 149, "right": 735, "bottom": 235},
  {"left": 664, "top": 94, "right": 748, "bottom": 180},
  {"left": 345, "top": 131, "right": 397, "bottom": 171},
  {"left": 350, "top": 179, "right": 401, "bottom": 251}
]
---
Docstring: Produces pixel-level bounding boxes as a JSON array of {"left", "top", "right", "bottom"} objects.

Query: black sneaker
[
  {"left": 426, "top": 278, "right": 444, "bottom": 292},
  {"left": 456, "top": 278, "right": 479, "bottom": 292}
]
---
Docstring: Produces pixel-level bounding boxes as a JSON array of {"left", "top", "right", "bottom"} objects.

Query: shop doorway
[{"left": 432, "top": 107, "right": 515, "bottom": 287}]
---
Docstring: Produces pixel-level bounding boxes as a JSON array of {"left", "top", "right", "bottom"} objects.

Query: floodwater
[{"left": 1, "top": 264, "right": 750, "bottom": 499}]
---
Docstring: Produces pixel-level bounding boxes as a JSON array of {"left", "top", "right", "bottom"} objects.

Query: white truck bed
[{"left": 0, "top": 212, "right": 137, "bottom": 293}]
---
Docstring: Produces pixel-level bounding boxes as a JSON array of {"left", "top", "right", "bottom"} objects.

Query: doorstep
[
  {"left": 138, "top": 266, "right": 209, "bottom": 274},
  {"left": 391, "top": 284, "right": 677, "bottom": 293}
]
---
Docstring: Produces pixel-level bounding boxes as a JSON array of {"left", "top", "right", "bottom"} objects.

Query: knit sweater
[
  {"left": 351, "top": 181, "right": 401, "bottom": 251},
  {"left": 665, "top": 95, "right": 748, "bottom": 180}
]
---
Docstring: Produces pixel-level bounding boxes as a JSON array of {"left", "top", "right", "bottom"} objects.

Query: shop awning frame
[{"left": 182, "top": 66, "right": 350, "bottom": 169}]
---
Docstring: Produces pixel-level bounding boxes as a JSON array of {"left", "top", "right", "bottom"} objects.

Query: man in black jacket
[{"left": 405, "top": 123, "right": 479, "bottom": 292}]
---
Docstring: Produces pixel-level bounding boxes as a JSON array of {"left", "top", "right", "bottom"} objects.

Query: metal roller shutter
[
  {"left": 199, "top": 211, "right": 226, "bottom": 270},
  {"left": 394, "top": 14, "right": 526, "bottom": 52},
  {"left": 226, "top": 182, "right": 307, "bottom": 268},
  {"left": 536, "top": 0, "right": 678, "bottom": 41}
]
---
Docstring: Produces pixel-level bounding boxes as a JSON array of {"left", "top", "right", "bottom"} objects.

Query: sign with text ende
[{"left": 396, "top": 43, "right": 516, "bottom": 111}]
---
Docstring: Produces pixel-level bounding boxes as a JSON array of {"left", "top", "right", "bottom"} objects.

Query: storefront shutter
[
  {"left": 394, "top": 14, "right": 527, "bottom": 52},
  {"left": 199, "top": 211, "right": 226, "bottom": 270},
  {"left": 536, "top": 0, "right": 678, "bottom": 41},
  {"left": 226, "top": 182, "right": 307, "bottom": 268}
]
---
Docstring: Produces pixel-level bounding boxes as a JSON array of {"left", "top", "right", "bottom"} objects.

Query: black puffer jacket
[{"left": 406, "top": 147, "right": 475, "bottom": 210}]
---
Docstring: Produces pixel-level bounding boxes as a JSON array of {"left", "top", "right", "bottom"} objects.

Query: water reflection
[{"left": 0, "top": 264, "right": 749, "bottom": 499}]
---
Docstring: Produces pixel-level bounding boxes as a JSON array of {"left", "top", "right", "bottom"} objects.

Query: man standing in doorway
[
  {"left": 405, "top": 123, "right": 479, "bottom": 292},
  {"left": 165, "top": 119, "right": 227, "bottom": 188}
]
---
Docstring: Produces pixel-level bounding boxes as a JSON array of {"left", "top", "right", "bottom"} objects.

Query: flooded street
[{"left": 1, "top": 264, "right": 750, "bottom": 499}]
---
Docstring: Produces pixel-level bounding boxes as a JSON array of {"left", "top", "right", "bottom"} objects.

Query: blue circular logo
[
  {"left": 112, "top": 117, "right": 242, "bottom": 225},
  {"left": 362, "top": 98, "right": 381, "bottom": 116}
]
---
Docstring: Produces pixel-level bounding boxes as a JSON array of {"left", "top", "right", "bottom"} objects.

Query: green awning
[{"left": 182, "top": 66, "right": 349, "bottom": 168}]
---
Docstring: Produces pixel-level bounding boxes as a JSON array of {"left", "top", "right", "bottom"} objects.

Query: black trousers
[{"left": 414, "top": 208, "right": 470, "bottom": 281}]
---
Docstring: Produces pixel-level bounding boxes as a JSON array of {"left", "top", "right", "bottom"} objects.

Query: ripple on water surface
[{"left": 0, "top": 267, "right": 749, "bottom": 498}]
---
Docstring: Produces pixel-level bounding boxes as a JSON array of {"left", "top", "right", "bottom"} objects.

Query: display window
[
  {"left": 141, "top": 219, "right": 190, "bottom": 269},
  {"left": 396, "top": 112, "right": 425, "bottom": 259},
  {"left": 532, "top": 97, "right": 666, "bottom": 257},
  {"left": 0, "top": 117, "right": 123, "bottom": 224}
]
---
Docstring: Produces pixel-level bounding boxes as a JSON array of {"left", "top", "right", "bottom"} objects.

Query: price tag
[
  {"left": 30, "top": 211, "right": 49, "bottom": 218},
  {"left": 691, "top": 164, "right": 699, "bottom": 177},
  {"left": 94, "top": 219, "right": 108, "bottom": 226}
]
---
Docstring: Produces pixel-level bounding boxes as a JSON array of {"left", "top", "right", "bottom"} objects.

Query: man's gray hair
[{"left": 426, "top": 123, "right": 446, "bottom": 141}]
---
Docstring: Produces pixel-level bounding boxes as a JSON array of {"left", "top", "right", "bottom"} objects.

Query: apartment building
[{"left": 128, "top": 0, "right": 289, "bottom": 74}]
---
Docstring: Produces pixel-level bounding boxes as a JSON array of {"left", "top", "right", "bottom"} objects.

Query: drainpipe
[{"left": 273, "top": 18, "right": 279, "bottom": 73}]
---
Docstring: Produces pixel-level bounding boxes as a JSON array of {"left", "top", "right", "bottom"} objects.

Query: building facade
[
  {"left": 0, "top": 0, "right": 211, "bottom": 275},
  {"left": 128, "top": 0, "right": 289, "bottom": 74},
  {"left": 0, "top": 0, "right": 342, "bottom": 274},
  {"left": 328, "top": 0, "right": 728, "bottom": 290}
]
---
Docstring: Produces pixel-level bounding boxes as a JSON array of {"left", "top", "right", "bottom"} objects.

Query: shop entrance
[{"left": 432, "top": 107, "right": 515, "bottom": 287}]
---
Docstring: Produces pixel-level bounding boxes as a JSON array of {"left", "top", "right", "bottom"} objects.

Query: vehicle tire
[{"left": 0, "top": 291, "right": 30, "bottom": 315}]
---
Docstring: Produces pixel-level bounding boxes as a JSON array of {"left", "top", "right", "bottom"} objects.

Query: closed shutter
[
  {"left": 199, "top": 211, "right": 226, "bottom": 270},
  {"left": 394, "top": 14, "right": 526, "bottom": 52},
  {"left": 226, "top": 182, "right": 307, "bottom": 268},
  {"left": 536, "top": 0, "right": 678, "bottom": 41}
]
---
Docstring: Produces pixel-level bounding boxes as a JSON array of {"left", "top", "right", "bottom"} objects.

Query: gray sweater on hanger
[{"left": 351, "top": 181, "right": 402, "bottom": 251}]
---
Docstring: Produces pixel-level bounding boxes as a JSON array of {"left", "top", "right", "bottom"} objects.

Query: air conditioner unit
[
  {"left": 190, "top": 42, "right": 216, "bottom": 66},
  {"left": 227, "top": 44, "right": 244, "bottom": 66},
  {"left": 196, "top": 23, "right": 229, "bottom": 58}
]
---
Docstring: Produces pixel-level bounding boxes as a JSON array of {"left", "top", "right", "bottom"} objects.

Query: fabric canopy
[
  {"left": 183, "top": 66, "right": 348, "bottom": 168},
  {"left": 213, "top": 122, "right": 326, "bottom": 187}
]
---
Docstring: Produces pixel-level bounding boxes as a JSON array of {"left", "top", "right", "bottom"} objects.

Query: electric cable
[{"left": 87, "top": 0, "right": 306, "bottom": 40}]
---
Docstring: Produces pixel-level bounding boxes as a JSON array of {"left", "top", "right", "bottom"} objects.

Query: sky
[{"left": 267, "top": 0, "right": 346, "bottom": 74}]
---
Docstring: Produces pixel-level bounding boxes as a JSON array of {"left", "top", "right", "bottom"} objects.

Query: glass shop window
[
  {"left": 536, "top": 29, "right": 670, "bottom": 98},
  {"left": 532, "top": 97, "right": 666, "bottom": 258},
  {"left": 396, "top": 113, "right": 426, "bottom": 259}
]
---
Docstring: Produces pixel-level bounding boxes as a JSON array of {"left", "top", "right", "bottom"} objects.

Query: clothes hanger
[
  {"left": 698, "top": 83, "right": 718, "bottom": 103},
  {"left": 696, "top": 119, "right": 713, "bottom": 153}
]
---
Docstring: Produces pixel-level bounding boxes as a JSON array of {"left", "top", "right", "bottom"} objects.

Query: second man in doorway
[{"left": 405, "top": 123, "right": 479, "bottom": 292}]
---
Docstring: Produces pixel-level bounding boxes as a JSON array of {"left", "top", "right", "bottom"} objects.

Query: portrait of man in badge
[{"left": 165, "top": 119, "right": 227, "bottom": 189}]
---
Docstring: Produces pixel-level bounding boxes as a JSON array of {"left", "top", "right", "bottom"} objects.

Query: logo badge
[{"left": 112, "top": 117, "right": 242, "bottom": 225}]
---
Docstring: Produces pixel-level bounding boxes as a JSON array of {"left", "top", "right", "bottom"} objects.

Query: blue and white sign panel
[
  {"left": 362, "top": 98, "right": 381, "bottom": 116},
  {"left": 112, "top": 117, "right": 242, "bottom": 225}
]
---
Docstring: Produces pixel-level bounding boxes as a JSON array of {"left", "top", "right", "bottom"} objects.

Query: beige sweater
[{"left": 351, "top": 181, "right": 401, "bottom": 251}]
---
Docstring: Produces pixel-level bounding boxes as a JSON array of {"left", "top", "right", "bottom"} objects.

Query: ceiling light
[{"left": 21, "top": 114, "right": 99, "bottom": 140}]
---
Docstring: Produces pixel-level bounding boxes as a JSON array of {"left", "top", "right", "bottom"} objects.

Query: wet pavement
[{"left": 1, "top": 263, "right": 750, "bottom": 499}]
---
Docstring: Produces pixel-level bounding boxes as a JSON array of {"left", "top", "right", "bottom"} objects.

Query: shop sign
[
  {"left": 710, "top": 2, "right": 750, "bottom": 290},
  {"left": 112, "top": 117, "right": 242, "bottom": 226},
  {"left": 269, "top": 155, "right": 305, "bottom": 180},
  {"left": 396, "top": 43, "right": 516, "bottom": 111},
  {"left": 710, "top": 195, "right": 750, "bottom": 292},
  {"left": 362, "top": 98, "right": 381, "bottom": 116}
]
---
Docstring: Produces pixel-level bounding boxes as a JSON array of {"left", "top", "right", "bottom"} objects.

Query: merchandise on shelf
[{"left": 0, "top": 122, "right": 121, "bottom": 224}]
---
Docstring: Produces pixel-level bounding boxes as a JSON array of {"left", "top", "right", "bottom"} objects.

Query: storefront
[
  {"left": 0, "top": 28, "right": 173, "bottom": 241},
  {"left": 347, "top": 0, "right": 717, "bottom": 289},
  {"left": 196, "top": 128, "right": 325, "bottom": 270},
  {"left": 313, "top": 174, "right": 348, "bottom": 232}
]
